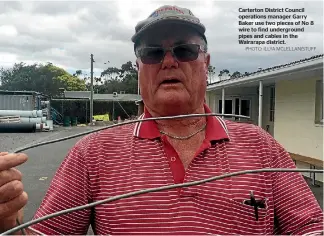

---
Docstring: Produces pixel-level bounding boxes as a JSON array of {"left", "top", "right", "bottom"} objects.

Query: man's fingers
[
  {"left": 0, "top": 153, "right": 27, "bottom": 232},
  {"left": 0, "top": 180, "right": 24, "bottom": 204},
  {"left": 0, "top": 191, "right": 28, "bottom": 219},
  {"left": 0, "top": 153, "right": 28, "bottom": 171},
  {"left": 0, "top": 168, "right": 22, "bottom": 186}
]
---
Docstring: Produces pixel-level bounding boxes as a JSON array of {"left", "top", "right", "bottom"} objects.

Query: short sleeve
[{"left": 29, "top": 136, "right": 93, "bottom": 235}]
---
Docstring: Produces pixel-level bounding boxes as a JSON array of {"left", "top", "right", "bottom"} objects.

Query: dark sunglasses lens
[
  {"left": 174, "top": 44, "right": 200, "bottom": 62},
  {"left": 141, "top": 48, "right": 164, "bottom": 64}
]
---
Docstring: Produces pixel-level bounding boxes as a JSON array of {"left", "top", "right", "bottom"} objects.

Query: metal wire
[
  {"left": 15, "top": 219, "right": 25, "bottom": 235},
  {"left": 3, "top": 168, "right": 323, "bottom": 235},
  {"left": 2, "top": 113, "right": 323, "bottom": 235},
  {"left": 12, "top": 113, "right": 249, "bottom": 153}
]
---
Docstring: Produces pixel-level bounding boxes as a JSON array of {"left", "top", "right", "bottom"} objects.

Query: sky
[{"left": 0, "top": 0, "right": 323, "bottom": 82}]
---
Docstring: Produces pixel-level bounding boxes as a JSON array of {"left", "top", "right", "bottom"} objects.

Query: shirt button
[{"left": 170, "top": 156, "right": 176, "bottom": 162}]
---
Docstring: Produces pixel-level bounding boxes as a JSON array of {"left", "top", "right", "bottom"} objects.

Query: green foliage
[
  {"left": 230, "top": 71, "right": 242, "bottom": 79},
  {"left": 56, "top": 74, "right": 87, "bottom": 92},
  {"left": 0, "top": 62, "right": 86, "bottom": 97},
  {"left": 217, "top": 69, "right": 245, "bottom": 80},
  {"left": 208, "top": 65, "right": 216, "bottom": 75},
  {"left": 218, "top": 69, "right": 230, "bottom": 78},
  {"left": 1, "top": 60, "right": 246, "bottom": 97},
  {"left": 95, "top": 61, "right": 138, "bottom": 94}
]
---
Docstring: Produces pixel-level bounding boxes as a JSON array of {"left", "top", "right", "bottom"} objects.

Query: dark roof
[
  {"left": 63, "top": 91, "right": 142, "bottom": 102},
  {"left": 207, "top": 54, "right": 323, "bottom": 86}
]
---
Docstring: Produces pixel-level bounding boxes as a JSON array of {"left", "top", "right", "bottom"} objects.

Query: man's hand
[{"left": 0, "top": 152, "right": 28, "bottom": 233}]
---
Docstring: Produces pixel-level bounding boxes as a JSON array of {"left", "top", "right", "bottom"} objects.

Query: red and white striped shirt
[{"left": 30, "top": 104, "right": 323, "bottom": 235}]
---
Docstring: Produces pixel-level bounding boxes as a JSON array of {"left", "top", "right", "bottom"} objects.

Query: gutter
[{"left": 207, "top": 57, "right": 323, "bottom": 91}]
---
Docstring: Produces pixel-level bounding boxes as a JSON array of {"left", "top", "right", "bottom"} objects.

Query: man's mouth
[{"left": 161, "top": 78, "right": 181, "bottom": 84}]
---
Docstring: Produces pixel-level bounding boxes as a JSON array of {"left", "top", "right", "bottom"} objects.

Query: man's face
[{"left": 136, "top": 24, "right": 210, "bottom": 116}]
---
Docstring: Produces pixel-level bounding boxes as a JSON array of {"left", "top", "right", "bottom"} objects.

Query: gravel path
[
  {"left": 0, "top": 126, "right": 99, "bottom": 152},
  {"left": 1, "top": 125, "right": 100, "bottom": 234}
]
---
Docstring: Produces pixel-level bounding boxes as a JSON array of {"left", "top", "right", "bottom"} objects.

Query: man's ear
[
  {"left": 204, "top": 53, "right": 210, "bottom": 81},
  {"left": 205, "top": 53, "right": 210, "bottom": 69},
  {"left": 135, "top": 59, "right": 140, "bottom": 70}
]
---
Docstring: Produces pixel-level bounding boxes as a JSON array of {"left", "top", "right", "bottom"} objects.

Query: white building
[{"left": 206, "top": 54, "right": 323, "bottom": 184}]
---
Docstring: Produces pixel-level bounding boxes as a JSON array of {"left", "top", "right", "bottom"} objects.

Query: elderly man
[{"left": 0, "top": 5, "right": 323, "bottom": 235}]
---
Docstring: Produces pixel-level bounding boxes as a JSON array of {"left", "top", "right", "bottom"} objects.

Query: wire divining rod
[
  {"left": 2, "top": 113, "right": 323, "bottom": 235},
  {"left": 3, "top": 168, "right": 323, "bottom": 235},
  {"left": 12, "top": 113, "right": 249, "bottom": 153}
]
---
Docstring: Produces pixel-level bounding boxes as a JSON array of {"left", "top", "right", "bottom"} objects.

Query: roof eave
[{"left": 207, "top": 57, "right": 323, "bottom": 91}]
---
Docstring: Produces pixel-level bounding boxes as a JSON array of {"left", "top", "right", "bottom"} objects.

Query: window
[
  {"left": 218, "top": 100, "right": 233, "bottom": 114},
  {"left": 315, "top": 80, "right": 323, "bottom": 125},
  {"left": 241, "top": 99, "right": 251, "bottom": 117},
  {"left": 269, "top": 87, "right": 275, "bottom": 122},
  {"left": 218, "top": 98, "right": 251, "bottom": 120}
]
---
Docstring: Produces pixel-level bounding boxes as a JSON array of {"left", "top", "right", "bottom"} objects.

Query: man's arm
[
  {"left": 267, "top": 134, "right": 323, "bottom": 235},
  {"left": 28, "top": 137, "right": 93, "bottom": 235}
]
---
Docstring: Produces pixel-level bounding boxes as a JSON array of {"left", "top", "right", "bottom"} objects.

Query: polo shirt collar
[{"left": 133, "top": 104, "right": 230, "bottom": 142}]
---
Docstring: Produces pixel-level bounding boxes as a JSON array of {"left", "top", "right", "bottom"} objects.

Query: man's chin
[
  {"left": 157, "top": 96, "right": 185, "bottom": 106},
  {"left": 156, "top": 90, "right": 187, "bottom": 101},
  {"left": 154, "top": 100, "right": 191, "bottom": 116}
]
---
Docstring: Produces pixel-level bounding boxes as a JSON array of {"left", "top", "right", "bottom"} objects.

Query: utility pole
[{"left": 90, "top": 54, "right": 94, "bottom": 123}]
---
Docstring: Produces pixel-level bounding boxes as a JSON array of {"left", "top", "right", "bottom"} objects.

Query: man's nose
[{"left": 161, "top": 51, "right": 179, "bottom": 69}]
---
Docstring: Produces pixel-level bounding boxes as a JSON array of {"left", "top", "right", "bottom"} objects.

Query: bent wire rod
[
  {"left": 3, "top": 168, "right": 323, "bottom": 235},
  {"left": 12, "top": 113, "right": 249, "bottom": 153},
  {"left": 2, "top": 113, "right": 323, "bottom": 235}
]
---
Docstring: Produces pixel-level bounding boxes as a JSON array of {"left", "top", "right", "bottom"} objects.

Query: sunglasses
[{"left": 136, "top": 43, "right": 206, "bottom": 64}]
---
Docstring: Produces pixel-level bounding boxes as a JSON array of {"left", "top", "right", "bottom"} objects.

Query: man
[{"left": 0, "top": 5, "right": 323, "bottom": 235}]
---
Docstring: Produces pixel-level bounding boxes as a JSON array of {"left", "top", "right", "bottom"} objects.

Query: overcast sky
[{"left": 0, "top": 0, "right": 323, "bottom": 81}]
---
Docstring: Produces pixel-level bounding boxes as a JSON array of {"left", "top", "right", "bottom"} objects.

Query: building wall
[
  {"left": 206, "top": 87, "right": 259, "bottom": 125},
  {"left": 207, "top": 79, "right": 323, "bottom": 182},
  {"left": 0, "top": 95, "right": 36, "bottom": 110},
  {"left": 205, "top": 92, "right": 216, "bottom": 113},
  {"left": 274, "top": 77, "right": 323, "bottom": 181}
]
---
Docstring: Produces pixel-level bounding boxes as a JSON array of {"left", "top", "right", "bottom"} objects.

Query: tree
[
  {"left": 98, "top": 61, "right": 138, "bottom": 94},
  {"left": 0, "top": 62, "right": 86, "bottom": 97},
  {"left": 120, "top": 61, "right": 138, "bottom": 94},
  {"left": 218, "top": 69, "right": 230, "bottom": 80},
  {"left": 208, "top": 65, "right": 216, "bottom": 84},
  {"left": 56, "top": 74, "right": 87, "bottom": 92},
  {"left": 121, "top": 61, "right": 138, "bottom": 77},
  {"left": 101, "top": 67, "right": 122, "bottom": 80},
  {"left": 94, "top": 77, "right": 102, "bottom": 84},
  {"left": 230, "top": 71, "right": 241, "bottom": 79},
  {"left": 208, "top": 65, "right": 215, "bottom": 74},
  {"left": 73, "top": 70, "right": 82, "bottom": 77}
]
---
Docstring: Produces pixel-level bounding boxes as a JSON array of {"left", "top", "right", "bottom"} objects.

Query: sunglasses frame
[{"left": 136, "top": 43, "right": 207, "bottom": 64}]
